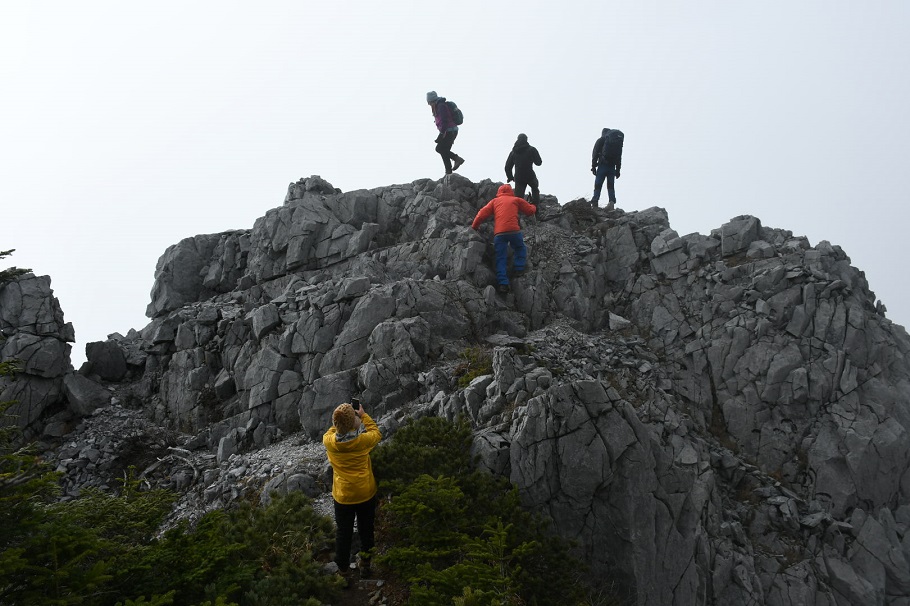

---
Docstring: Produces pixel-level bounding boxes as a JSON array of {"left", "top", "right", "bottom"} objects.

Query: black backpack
[
  {"left": 446, "top": 100, "right": 464, "bottom": 125},
  {"left": 600, "top": 129, "right": 624, "bottom": 163}
]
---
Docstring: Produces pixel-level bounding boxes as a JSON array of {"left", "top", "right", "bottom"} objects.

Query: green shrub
[
  {"left": 219, "top": 491, "right": 337, "bottom": 606},
  {"left": 0, "top": 360, "right": 72, "bottom": 605},
  {"left": 115, "top": 510, "right": 247, "bottom": 605},
  {"left": 0, "top": 249, "right": 30, "bottom": 283},
  {"left": 372, "top": 415, "right": 476, "bottom": 496},
  {"left": 373, "top": 416, "right": 586, "bottom": 605},
  {"left": 0, "top": 460, "right": 340, "bottom": 606},
  {"left": 116, "top": 593, "right": 240, "bottom": 606},
  {"left": 121, "top": 492, "right": 338, "bottom": 606}
]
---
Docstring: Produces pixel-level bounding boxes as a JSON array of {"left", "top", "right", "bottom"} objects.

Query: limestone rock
[
  {"left": 147, "top": 232, "right": 248, "bottom": 318},
  {"left": 0, "top": 274, "right": 73, "bottom": 437},
  {"left": 713, "top": 215, "right": 762, "bottom": 256},
  {"left": 84, "top": 340, "right": 128, "bottom": 381},
  {"left": 63, "top": 373, "right": 111, "bottom": 417},
  {"left": 31, "top": 175, "right": 910, "bottom": 605}
]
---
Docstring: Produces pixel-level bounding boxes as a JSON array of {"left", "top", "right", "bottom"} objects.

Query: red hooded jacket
[{"left": 471, "top": 184, "right": 537, "bottom": 234}]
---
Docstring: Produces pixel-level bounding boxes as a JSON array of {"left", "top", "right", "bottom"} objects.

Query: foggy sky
[{"left": 3, "top": 1, "right": 909, "bottom": 366}]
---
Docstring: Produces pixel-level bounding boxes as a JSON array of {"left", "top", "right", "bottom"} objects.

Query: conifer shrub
[
  {"left": 0, "top": 466, "right": 174, "bottom": 605},
  {"left": 118, "top": 491, "right": 338, "bottom": 606},
  {"left": 372, "top": 416, "right": 586, "bottom": 605},
  {"left": 371, "top": 415, "right": 476, "bottom": 496},
  {"left": 0, "top": 457, "right": 341, "bottom": 606},
  {"left": 0, "top": 249, "right": 30, "bottom": 283},
  {"left": 0, "top": 360, "right": 68, "bottom": 605},
  {"left": 110, "top": 509, "right": 248, "bottom": 605},
  {"left": 1, "top": 343, "right": 340, "bottom": 606}
]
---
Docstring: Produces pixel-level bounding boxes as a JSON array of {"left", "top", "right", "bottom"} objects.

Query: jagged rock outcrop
[
  {"left": 0, "top": 273, "right": 76, "bottom": 439},
  {"left": 14, "top": 174, "right": 910, "bottom": 605}
]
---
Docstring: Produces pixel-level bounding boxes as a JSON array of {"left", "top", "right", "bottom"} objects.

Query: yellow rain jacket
[{"left": 323, "top": 413, "right": 382, "bottom": 505}]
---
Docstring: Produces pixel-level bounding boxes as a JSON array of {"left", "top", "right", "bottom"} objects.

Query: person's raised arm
[
  {"left": 472, "top": 201, "right": 494, "bottom": 230},
  {"left": 518, "top": 197, "right": 537, "bottom": 216},
  {"left": 359, "top": 411, "right": 382, "bottom": 447}
]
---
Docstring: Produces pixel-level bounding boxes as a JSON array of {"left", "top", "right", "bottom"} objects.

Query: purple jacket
[{"left": 432, "top": 98, "right": 457, "bottom": 133}]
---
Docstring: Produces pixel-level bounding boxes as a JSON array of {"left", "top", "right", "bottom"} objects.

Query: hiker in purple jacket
[{"left": 427, "top": 91, "right": 464, "bottom": 175}]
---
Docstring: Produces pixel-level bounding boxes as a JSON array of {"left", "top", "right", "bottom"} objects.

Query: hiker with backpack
[
  {"left": 471, "top": 183, "right": 537, "bottom": 294},
  {"left": 426, "top": 91, "right": 465, "bottom": 175},
  {"left": 323, "top": 399, "right": 382, "bottom": 585},
  {"left": 591, "top": 127, "right": 624, "bottom": 209},
  {"left": 505, "top": 133, "right": 542, "bottom": 204}
]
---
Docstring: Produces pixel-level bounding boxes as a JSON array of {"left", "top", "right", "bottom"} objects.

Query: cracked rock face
[
  {"left": 0, "top": 274, "right": 75, "bottom": 438},
  {"left": 9, "top": 174, "right": 910, "bottom": 605}
]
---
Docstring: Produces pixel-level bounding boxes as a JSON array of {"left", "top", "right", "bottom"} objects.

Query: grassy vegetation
[{"left": 454, "top": 346, "right": 494, "bottom": 389}]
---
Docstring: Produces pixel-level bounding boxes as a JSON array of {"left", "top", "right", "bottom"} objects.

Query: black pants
[
  {"left": 334, "top": 495, "right": 377, "bottom": 570},
  {"left": 514, "top": 173, "right": 540, "bottom": 204},
  {"left": 435, "top": 130, "right": 461, "bottom": 173}
]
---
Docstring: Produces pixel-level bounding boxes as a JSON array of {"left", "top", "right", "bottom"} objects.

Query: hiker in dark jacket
[
  {"left": 591, "top": 127, "right": 623, "bottom": 209},
  {"left": 505, "top": 133, "right": 542, "bottom": 204},
  {"left": 427, "top": 91, "right": 464, "bottom": 175}
]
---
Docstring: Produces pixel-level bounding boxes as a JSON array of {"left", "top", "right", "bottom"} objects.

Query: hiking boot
[
  {"left": 356, "top": 554, "right": 372, "bottom": 579},
  {"left": 336, "top": 568, "right": 354, "bottom": 589},
  {"left": 452, "top": 157, "right": 465, "bottom": 171},
  {"left": 512, "top": 268, "right": 526, "bottom": 277},
  {"left": 496, "top": 284, "right": 510, "bottom": 294},
  {"left": 606, "top": 200, "right": 616, "bottom": 211}
]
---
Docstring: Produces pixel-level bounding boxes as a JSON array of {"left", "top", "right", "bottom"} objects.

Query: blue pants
[
  {"left": 494, "top": 232, "right": 527, "bottom": 285},
  {"left": 592, "top": 164, "right": 616, "bottom": 205}
]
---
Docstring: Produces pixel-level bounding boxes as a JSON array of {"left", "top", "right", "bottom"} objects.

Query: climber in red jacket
[{"left": 471, "top": 184, "right": 537, "bottom": 294}]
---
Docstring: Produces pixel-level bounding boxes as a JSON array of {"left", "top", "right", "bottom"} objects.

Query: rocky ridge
[{"left": 3, "top": 174, "right": 910, "bottom": 605}]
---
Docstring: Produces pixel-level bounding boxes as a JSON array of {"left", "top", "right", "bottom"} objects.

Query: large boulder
[
  {"left": 84, "top": 340, "right": 128, "bottom": 381},
  {"left": 146, "top": 231, "right": 248, "bottom": 318},
  {"left": 63, "top": 373, "right": 111, "bottom": 417},
  {"left": 0, "top": 274, "right": 73, "bottom": 437}
]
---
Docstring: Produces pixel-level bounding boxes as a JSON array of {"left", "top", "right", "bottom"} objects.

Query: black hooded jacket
[
  {"left": 505, "top": 139, "right": 542, "bottom": 181},
  {"left": 592, "top": 128, "right": 623, "bottom": 171}
]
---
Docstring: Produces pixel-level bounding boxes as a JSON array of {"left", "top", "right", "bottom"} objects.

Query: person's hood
[
  {"left": 335, "top": 426, "right": 364, "bottom": 443},
  {"left": 602, "top": 127, "right": 611, "bottom": 136},
  {"left": 497, "top": 184, "right": 515, "bottom": 197},
  {"left": 512, "top": 139, "right": 530, "bottom": 153}
]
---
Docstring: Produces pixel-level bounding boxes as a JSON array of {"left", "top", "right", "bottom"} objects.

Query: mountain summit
[{"left": 3, "top": 174, "right": 910, "bottom": 604}]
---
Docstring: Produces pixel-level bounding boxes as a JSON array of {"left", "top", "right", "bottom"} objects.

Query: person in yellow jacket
[{"left": 323, "top": 400, "right": 382, "bottom": 580}]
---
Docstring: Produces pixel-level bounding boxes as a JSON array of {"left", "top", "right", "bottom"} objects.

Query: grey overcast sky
[{"left": 3, "top": 1, "right": 909, "bottom": 367}]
